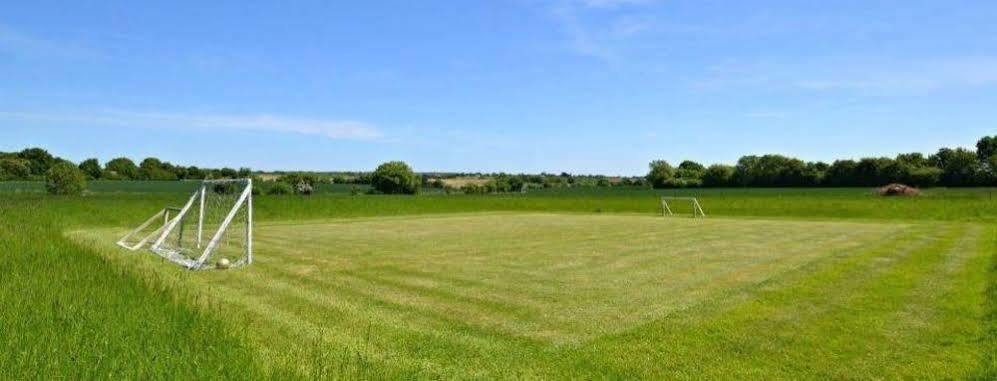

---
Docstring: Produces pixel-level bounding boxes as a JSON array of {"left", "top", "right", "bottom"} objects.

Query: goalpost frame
[
  {"left": 133, "top": 178, "right": 253, "bottom": 270},
  {"left": 660, "top": 196, "right": 706, "bottom": 218},
  {"left": 116, "top": 209, "right": 167, "bottom": 250},
  {"left": 192, "top": 179, "right": 253, "bottom": 267},
  {"left": 116, "top": 207, "right": 185, "bottom": 251}
]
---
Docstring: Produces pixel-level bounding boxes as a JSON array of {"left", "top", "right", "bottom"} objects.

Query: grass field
[{"left": 2, "top": 185, "right": 996, "bottom": 379}]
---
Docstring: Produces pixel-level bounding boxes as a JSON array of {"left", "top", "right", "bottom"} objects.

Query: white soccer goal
[
  {"left": 660, "top": 196, "right": 706, "bottom": 218},
  {"left": 117, "top": 179, "right": 253, "bottom": 270}
]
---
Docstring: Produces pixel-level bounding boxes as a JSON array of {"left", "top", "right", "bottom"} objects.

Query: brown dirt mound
[{"left": 876, "top": 183, "right": 920, "bottom": 196}]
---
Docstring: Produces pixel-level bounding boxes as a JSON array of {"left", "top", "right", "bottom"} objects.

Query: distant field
[
  {"left": 438, "top": 177, "right": 492, "bottom": 188},
  {"left": 76, "top": 213, "right": 992, "bottom": 379}
]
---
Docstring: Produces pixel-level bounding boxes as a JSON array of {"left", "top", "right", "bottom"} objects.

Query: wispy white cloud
[
  {"left": 544, "top": 0, "right": 660, "bottom": 61},
  {"left": 0, "top": 109, "right": 383, "bottom": 141}
]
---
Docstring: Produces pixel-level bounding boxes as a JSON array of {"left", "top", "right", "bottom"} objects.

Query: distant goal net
[
  {"left": 117, "top": 179, "right": 253, "bottom": 270},
  {"left": 660, "top": 196, "right": 706, "bottom": 218}
]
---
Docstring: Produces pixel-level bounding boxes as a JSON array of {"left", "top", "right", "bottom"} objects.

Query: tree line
[
  {"left": 646, "top": 135, "right": 997, "bottom": 188},
  {"left": 0, "top": 149, "right": 252, "bottom": 181},
  {"left": 3, "top": 134, "right": 995, "bottom": 194}
]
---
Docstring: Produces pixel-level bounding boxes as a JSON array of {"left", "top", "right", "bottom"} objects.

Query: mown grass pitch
[{"left": 77, "top": 212, "right": 993, "bottom": 379}]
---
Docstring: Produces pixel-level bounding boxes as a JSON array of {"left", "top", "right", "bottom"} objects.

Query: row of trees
[
  {"left": 647, "top": 136, "right": 997, "bottom": 188},
  {"left": 425, "top": 173, "right": 648, "bottom": 193},
  {"left": 0, "top": 148, "right": 253, "bottom": 182},
  {"left": 6, "top": 135, "right": 996, "bottom": 195}
]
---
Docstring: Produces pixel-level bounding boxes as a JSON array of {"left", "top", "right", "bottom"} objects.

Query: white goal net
[
  {"left": 660, "top": 196, "right": 706, "bottom": 218},
  {"left": 117, "top": 179, "right": 253, "bottom": 270}
]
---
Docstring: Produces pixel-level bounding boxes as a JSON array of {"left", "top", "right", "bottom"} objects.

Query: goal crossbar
[{"left": 660, "top": 196, "right": 706, "bottom": 218}]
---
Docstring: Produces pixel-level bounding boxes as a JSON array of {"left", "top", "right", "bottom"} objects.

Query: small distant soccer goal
[
  {"left": 117, "top": 179, "right": 253, "bottom": 270},
  {"left": 660, "top": 196, "right": 706, "bottom": 218}
]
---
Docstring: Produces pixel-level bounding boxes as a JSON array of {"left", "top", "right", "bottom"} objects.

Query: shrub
[
  {"left": 219, "top": 168, "right": 238, "bottom": 178},
  {"left": 294, "top": 182, "right": 314, "bottom": 195},
  {"left": 45, "top": 162, "right": 86, "bottom": 195},
  {"left": 139, "top": 158, "right": 178, "bottom": 180},
  {"left": 371, "top": 161, "right": 419, "bottom": 194},
  {"left": 977, "top": 135, "right": 997, "bottom": 161},
  {"left": 702, "top": 164, "right": 734, "bottom": 187},
  {"left": 277, "top": 173, "right": 318, "bottom": 187},
  {"left": 267, "top": 182, "right": 294, "bottom": 195},
  {"left": 105, "top": 157, "right": 139, "bottom": 180},
  {"left": 904, "top": 166, "right": 942, "bottom": 187},
  {"left": 462, "top": 183, "right": 488, "bottom": 194},
  {"left": 0, "top": 158, "right": 31, "bottom": 180},
  {"left": 646, "top": 160, "right": 674, "bottom": 189},
  {"left": 78, "top": 158, "right": 102, "bottom": 179},
  {"left": 663, "top": 178, "right": 702, "bottom": 188},
  {"left": 18, "top": 147, "right": 56, "bottom": 176},
  {"left": 212, "top": 182, "right": 240, "bottom": 194}
]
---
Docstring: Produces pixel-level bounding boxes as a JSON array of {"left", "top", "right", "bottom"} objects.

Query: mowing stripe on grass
[{"left": 73, "top": 212, "right": 992, "bottom": 379}]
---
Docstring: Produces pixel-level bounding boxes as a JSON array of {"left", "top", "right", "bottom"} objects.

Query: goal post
[
  {"left": 660, "top": 196, "right": 706, "bottom": 218},
  {"left": 117, "top": 208, "right": 168, "bottom": 251},
  {"left": 118, "top": 178, "right": 253, "bottom": 270}
]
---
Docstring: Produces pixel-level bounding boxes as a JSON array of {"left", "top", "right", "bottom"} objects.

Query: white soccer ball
[{"left": 216, "top": 258, "right": 231, "bottom": 270}]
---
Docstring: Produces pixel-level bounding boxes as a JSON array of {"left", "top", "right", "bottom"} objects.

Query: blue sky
[{"left": 1, "top": 1, "right": 995, "bottom": 175}]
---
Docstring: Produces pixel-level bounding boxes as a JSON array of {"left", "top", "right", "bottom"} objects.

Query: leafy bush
[
  {"left": 45, "top": 162, "right": 86, "bottom": 195},
  {"left": 462, "top": 183, "right": 488, "bottom": 194},
  {"left": 18, "top": 147, "right": 56, "bottom": 176},
  {"left": 663, "top": 178, "right": 703, "bottom": 188},
  {"left": 702, "top": 164, "right": 735, "bottom": 187},
  {"left": 219, "top": 168, "right": 238, "bottom": 178},
  {"left": 105, "top": 157, "right": 139, "bottom": 180},
  {"left": 676, "top": 161, "right": 706, "bottom": 180},
  {"left": 977, "top": 135, "right": 997, "bottom": 161},
  {"left": 268, "top": 182, "right": 294, "bottom": 195},
  {"left": 294, "top": 182, "right": 314, "bottom": 195},
  {"left": 139, "top": 158, "right": 178, "bottom": 180},
  {"left": 277, "top": 173, "right": 319, "bottom": 187},
  {"left": 371, "top": 161, "right": 419, "bottom": 194},
  {"left": 734, "top": 155, "right": 809, "bottom": 187},
  {"left": 0, "top": 158, "right": 31, "bottom": 180},
  {"left": 646, "top": 160, "right": 674, "bottom": 189},
  {"left": 212, "top": 182, "right": 240, "bottom": 194},
  {"left": 78, "top": 158, "right": 102, "bottom": 179},
  {"left": 932, "top": 148, "right": 984, "bottom": 186}
]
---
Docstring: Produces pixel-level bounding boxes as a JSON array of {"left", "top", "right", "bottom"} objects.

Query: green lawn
[{"left": 74, "top": 213, "right": 993, "bottom": 379}]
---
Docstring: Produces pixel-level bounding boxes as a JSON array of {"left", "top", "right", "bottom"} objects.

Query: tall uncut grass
[{"left": 0, "top": 197, "right": 291, "bottom": 379}]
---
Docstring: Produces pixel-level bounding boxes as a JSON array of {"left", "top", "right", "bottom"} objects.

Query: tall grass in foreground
[
  {"left": 983, "top": 225, "right": 997, "bottom": 380},
  {"left": 0, "top": 199, "right": 291, "bottom": 379}
]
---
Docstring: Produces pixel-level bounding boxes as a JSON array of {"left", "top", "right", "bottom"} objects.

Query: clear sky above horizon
[{"left": 2, "top": 1, "right": 995, "bottom": 175}]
